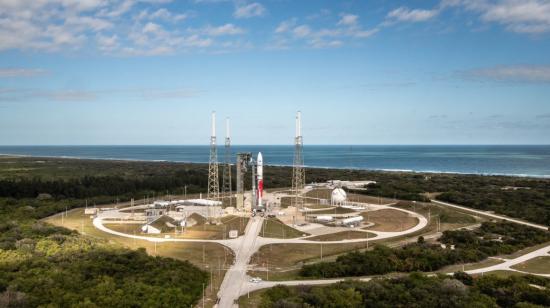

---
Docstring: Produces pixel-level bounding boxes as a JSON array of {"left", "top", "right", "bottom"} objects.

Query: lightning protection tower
[
  {"left": 222, "top": 117, "right": 232, "bottom": 205},
  {"left": 207, "top": 111, "right": 219, "bottom": 200},
  {"left": 292, "top": 111, "right": 305, "bottom": 209}
]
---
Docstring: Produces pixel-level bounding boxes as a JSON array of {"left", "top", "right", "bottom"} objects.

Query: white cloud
[
  {"left": 338, "top": 14, "right": 358, "bottom": 26},
  {"left": 142, "top": 21, "right": 162, "bottom": 34},
  {"left": 461, "top": 65, "right": 550, "bottom": 83},
  {"left": 96, "top": 34, "right": 119, "bottom": 52},
  {"left": 100, "top": 0, "right": 135, "bottom": 18},
  {"left": 0, "top": 68, "right": 47, "bottom": 77},
  {"left": 443, "top": 0, "right": 550, "bottom": 34},
  {"left": 352, "top": 28, "right": 379, "bottom": 38},
  {"left": 275, "top": 19, "right": 296, "bottom": 33},
  {"left": 0, "top": 0, "right": 249, "bottom": 55},
  {"left": 65, "top": 16, "right": 113, "bottom": 31},
  {"left": 293, "top": 25, "right": 311, "bottom": 38},
  {"left": 182, "top": 34, "right": 213, "bottom": 47},
  {"left": 234, "top": 2, "right": 266, "bottom": 18},
  {"left": 137, "top": 8, "right": 188, "bottom": 22},
  {"left": 203, "top": 23, "right": 245, "bottom": 36},
  {"left": 387, "top": 6, "right": 439, "bottom": 22},
  {"left": 309, "top": 38, "right": 342, "bottom": 48}
]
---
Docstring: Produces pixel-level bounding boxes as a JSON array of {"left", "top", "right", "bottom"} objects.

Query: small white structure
[
  {"left": 141, "top": 224, "right": 161, "bottom": 234},
  {"left": 229, "top": 230, "right": 238, "bottom": 238},
  {"left": 183, "top": 199, "right": 223, "bottom": 207},
  {"left": 331, "top": 188, "right": 347, "bottom": 205},
  {"left": 340, "top": 215, "right": 363, "bottom": 226},
  {"left": 327, "top": 180, "right": 376, "bottom": 190},
  {"left": 316, "top": 215, "right": 334, "bottom": 222},
  {"left": 84, "top": 208, "right": 98, "bottom": 215}
]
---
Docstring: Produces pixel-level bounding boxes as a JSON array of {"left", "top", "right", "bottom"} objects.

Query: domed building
[{"left": 331, "top": 188, "right": 347, "bottom": 206}]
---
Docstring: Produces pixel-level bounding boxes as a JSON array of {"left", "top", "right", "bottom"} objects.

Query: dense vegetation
[
  {"left": 2, "top": 156, "right": 549, "bottom": 224},
  {"left": 0, "top": 198, "right": 208, "bottom": 307},
  {"left": 1, "top": 245, "right": 206, "bottom": 307},
  {"left": 300, "top": 222, "right": 550, "bottom": 278},
  {"left": 258, "top": 273, "right": 550, "bottom": 308}
]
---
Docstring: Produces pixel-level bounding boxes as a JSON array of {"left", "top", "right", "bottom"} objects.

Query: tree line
[
  {"left": 300, "top": 222, "right": 550, "bottom": 278},
  {"left": 258, "top": 273, "right": 550, "bottom": 308}
]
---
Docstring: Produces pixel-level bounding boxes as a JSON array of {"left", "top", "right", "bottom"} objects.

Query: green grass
[
  {"left": 103, "top": 214, "right": 249, "bottom": 240},
  {"left": 43, "top": 208, "right": 234, "bottom": 269},
  {"left": 260, "top": 218, "right": 307, "bottom": 238},
  {"left": 511, "top": 257, "right": 550, "bottom": 274}
]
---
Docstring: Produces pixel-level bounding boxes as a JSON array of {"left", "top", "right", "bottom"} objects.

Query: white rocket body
[{"left": 257, "top": 152, "right": 263, "bottom": 208}]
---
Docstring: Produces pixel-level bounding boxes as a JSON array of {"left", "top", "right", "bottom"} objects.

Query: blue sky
[{"left": 1, "top": 0, "right": 550, "bottom": 145}]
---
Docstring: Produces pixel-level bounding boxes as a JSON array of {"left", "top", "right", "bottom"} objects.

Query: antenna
[{"left": 207, "top": 111, "right": 219, "bottom": 200}]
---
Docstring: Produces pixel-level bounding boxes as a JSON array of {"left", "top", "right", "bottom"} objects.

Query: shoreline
[{"left": 2, "top": 153, "right": 550, "bottom": 179}]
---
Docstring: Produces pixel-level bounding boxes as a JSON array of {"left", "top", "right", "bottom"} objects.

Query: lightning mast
[
  {"left": 222, "top": 117, "right": 232, "bottom": 206},
  {"left": 292, "top": 111, "right": 305, "bottom": 209},
  {"left": 207, "top": 111, "right": 219, "bottom": 200}
]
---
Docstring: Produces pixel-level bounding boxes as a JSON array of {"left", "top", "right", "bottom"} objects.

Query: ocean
[{"left": 1, "top": 145, "right": 550, "bottom": 178}]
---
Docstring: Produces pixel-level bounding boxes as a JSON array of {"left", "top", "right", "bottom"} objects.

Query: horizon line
[{"left": 1, "top": 144, "right": 550, "bottom": 147}]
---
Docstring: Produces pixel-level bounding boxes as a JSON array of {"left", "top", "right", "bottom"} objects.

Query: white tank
[
  {"left": 342, "top": 216, "right": 363, "bottom": 225},
  {"left": 331, "top": 188, "right": 347, "bottom": 204}
]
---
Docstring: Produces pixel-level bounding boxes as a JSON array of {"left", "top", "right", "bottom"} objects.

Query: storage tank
[
  {"left": 341, "top": 216, "right": 363, "bottom": 225},
  {"left": 331, "top": 188, "right": 347, "bottom": 204}
]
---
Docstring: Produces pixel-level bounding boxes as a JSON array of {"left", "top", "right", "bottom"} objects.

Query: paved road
[
  {"left": 243, "top": 277, "right": 373, "bottom": 296},
  {"left": 238, "top": 243, "right": 550, "bottom": 297},
  {"left": 466, "top": 244, "right": 550, "bottom": 277},
  {"left": 431, "top": 200, "right": 548, "bottom": 230},
  {"left": 217, "top": 217, "right": 264, "bottom": 307}
]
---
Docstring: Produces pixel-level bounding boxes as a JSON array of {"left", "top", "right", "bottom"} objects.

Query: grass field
[
  {"left": 511, "top": 257, "right": 550, "bottom": 274},
  {"left": 104, "top": 215, "right": 249, "bottom": 240},
  {"left": 260, "top": 218, "right": 307, "bottom": 238},
  {"left": 361, "top": 209, "right": 419, "bottom": 232},
  {"left": 305, "top": 231, "right": 376, "bottom": 241},
  {"left": 251, "top": 241, "right": 373, "bottom": 270}
]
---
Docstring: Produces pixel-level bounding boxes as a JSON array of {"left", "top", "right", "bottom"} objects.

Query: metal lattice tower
[
  {"left": 222, "top": 117, "right": 232, "bottom": 205},
  {"left": 207, "top": 111, "right": 219, "bottom": 200},
  {"left": 292, "top": 111, "right": 305, "bottom": 209}
]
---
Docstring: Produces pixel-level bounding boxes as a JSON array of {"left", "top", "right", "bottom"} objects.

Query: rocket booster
[{"left": 257, "top": 152, "right": 263, "bottom": 207}]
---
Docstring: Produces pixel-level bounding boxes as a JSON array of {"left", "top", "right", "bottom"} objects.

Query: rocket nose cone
[{"left": 258, "top": 152, "right": 263, "bottom": 162}]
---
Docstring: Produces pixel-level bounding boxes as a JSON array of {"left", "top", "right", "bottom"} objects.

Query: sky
[{"left": 1, "top": 0, "right": 550, "bottom": 145}]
